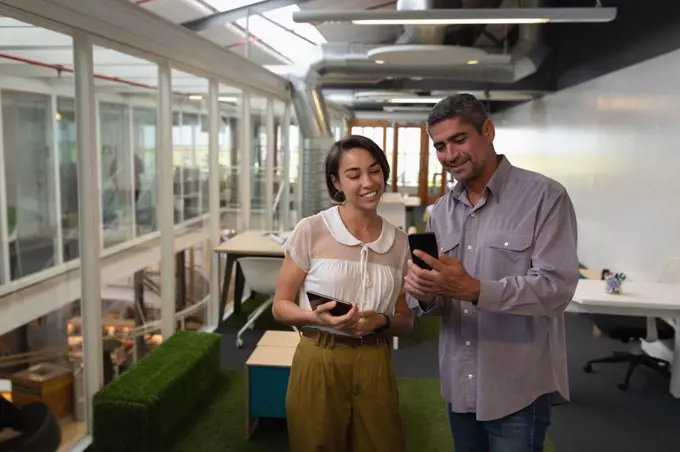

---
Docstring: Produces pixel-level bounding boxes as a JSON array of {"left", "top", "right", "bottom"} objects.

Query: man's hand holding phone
[
  {"left": 313, "top": 300, "right": 358, "bottom": 330},
  {"left": 405, "top": 250, "right": 481, "bottom": 302}
]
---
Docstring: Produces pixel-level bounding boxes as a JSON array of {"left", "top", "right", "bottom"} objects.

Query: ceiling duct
[
  {"left": 395, "top": 0, "right": 451, "bottom": 45},
  {"left": 306, "top": 0, "right": 547, "bottom": 85}
]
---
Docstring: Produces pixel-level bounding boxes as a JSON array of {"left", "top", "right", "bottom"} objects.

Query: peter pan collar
[
  {"left": 320, "top": 206, "right": 396, "bottom": 254},
  {"left": 321, "top": 206, "right": 396, "bottom": 289}
]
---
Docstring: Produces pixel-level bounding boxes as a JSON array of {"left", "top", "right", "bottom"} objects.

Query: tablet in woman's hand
[{"left": 307, "top": 291, "right": 353, "bottom": 316}]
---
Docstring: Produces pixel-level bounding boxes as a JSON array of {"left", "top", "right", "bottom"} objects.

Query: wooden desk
[
  {"left": 256, "top": 330, "right": 301, "bottom": 348},
  {"left": 569, "top": 279, "right": 680, "bottom": 398},
  {"left": 245, "top": 345, "right": 296, "bottom": 439},
  {"left": 213, "top": 230, "right": 285, "bottom": 320}
]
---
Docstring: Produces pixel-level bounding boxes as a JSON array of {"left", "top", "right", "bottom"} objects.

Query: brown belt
[{"left": 301, "top": 329, "right": 386, "bottom": 347}]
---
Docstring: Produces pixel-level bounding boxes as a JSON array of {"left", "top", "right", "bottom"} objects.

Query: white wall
[{"left": 492, "top": 49, "right": 680, "bottom": 281}]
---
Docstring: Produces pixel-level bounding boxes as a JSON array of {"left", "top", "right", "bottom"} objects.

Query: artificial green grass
[
  {"left": 92, "top": 331, "right": 222, "bottom": 452},
  {"left": 174, "top": 371, "right": 557, "bottom": 452}
]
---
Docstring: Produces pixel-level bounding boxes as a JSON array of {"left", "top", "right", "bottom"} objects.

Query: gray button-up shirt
[{"left": 407, "top": 155, "right": 579, "bottom": 421}]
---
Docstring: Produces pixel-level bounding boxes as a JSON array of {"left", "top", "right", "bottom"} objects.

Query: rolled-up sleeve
[
  {"left": 477, "top": 188, "right": 579, "bottom": 316},
  {"left": 282, "top": 218, "right": 311, "bottom": 272},
  {"left": 407, "top": 295, "right": 443, "bottom": 316}
]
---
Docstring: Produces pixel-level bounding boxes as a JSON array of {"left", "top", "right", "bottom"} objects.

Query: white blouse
[{"left": 283, "top": 206, "right": 410, "bottom": 336}]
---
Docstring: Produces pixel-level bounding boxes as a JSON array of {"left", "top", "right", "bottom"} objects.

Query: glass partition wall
[
  {"left": 249, "top": 94, "right": 267, "bottom": 230},
  {"left": 218, "top": 84, "right": 241, "bottom": 232},
  {"left": 0, "top": 8, "right": 290, "bottom": 450}
]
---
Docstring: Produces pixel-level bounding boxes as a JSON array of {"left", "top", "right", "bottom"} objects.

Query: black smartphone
[
  {"left": 306, "top": 291, "right": 353, "bottom": 316},
  {"left": 408, "top": 232, "right": 440, "bottom": 270}
]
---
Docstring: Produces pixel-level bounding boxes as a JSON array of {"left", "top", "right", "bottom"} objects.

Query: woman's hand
[
  {"left": 354, "top": 310, "right": 386, "bottom": 336},
  {"left": 313, "top": 301, "right": 359, "bottom": 330}
]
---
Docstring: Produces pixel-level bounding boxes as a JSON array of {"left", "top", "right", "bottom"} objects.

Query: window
[
  {"left": 250, "top": 94, "right": 268, "bottom": 228},
  {"left": 203, "top": 0, "right": 262, "bottom": 11},
  {"left": 236, "top": 6, "right": 325, "bottom": 63},
  {"left": 2, "top": 90, "right": 59, "bottom": 281},
  {"left": 93, "top": 45, "right": 160, "bottom": 246},
  {"left": 262, "top": 5, "right": 326, "bottom": 45}
]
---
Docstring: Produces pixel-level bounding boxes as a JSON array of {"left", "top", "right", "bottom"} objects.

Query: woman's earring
[{"left": 333, "top": 190, "right": 345, "bottom": 204}]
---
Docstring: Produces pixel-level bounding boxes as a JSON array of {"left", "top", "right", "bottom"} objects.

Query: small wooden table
[
  {"left": 256, "top": 330, "right": 301, "bottom": 348},
  {"left": 245, "top": 343, "right": 297, "bottom": 439}
]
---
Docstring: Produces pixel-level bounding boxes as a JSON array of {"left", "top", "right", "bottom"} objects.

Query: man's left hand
[
  {"left": 410, "top": 250, "right": 481, "bottom": 302},
  {"left": 354, "top": 310, "right": 386, "bottom": 336}
]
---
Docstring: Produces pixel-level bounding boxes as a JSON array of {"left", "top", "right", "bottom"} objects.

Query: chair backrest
[
  {"left": 237, "top": 257, "right": 284, "bottom": 295},
  {"left": 658, "top": 257, "right": 680, "bottom": 284}
]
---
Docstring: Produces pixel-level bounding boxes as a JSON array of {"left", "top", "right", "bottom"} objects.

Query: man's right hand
[
  {"left": 314, "top": 301, "right": 358, "bottom": 330},
  {"left": 404, "top": 259, "right": 437, "bottom": 303}
]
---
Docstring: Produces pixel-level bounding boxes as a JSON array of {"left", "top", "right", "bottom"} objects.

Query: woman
[{"left": 273, "top": 135, "right": 413, "bottom": 452}]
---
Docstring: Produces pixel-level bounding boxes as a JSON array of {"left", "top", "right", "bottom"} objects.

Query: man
[
  {"left": 109, "top": 151, "right": 145, "bottom": 202},
  {"left": 405, "top": 94, "right": 578, "bottom": 452}
]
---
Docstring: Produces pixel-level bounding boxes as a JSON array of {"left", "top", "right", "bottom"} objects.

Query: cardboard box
[{"left": 11, "top": 363, "right": 74, "bottom": 419}]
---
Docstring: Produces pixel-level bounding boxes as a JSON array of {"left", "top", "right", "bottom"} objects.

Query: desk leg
[
  {"left": 234, "top": 263, "right": 245, "bottom": 316},
  {"left": 670, "top": 317, "right": 680, "bottom": 398},
  {"left": 218, "top": 256, "right": 235, "bottom": 322}
]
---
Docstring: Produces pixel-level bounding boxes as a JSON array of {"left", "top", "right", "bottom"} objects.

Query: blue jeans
[{"left": 446, "top": 394, "right": 552, "bottom": 452}]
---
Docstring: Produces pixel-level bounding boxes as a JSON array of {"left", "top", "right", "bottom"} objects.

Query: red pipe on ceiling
[
  {"left": 225, "top": 36, "right": 262, "bottom": 49},
  {"left": 0, "top": 52, "right": 158, "bottom": 90}
]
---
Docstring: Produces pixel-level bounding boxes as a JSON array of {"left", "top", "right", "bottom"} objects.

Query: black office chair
[
  {"left": 0, "top": 396, "right": 61, "bottom": 452},
  {"left": 583, "top": 314, "right": 675, "bottom": 390}
]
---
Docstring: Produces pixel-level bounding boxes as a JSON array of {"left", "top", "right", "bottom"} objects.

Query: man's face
[{"left": 429, "top": 117, "right": 495, "bottom": 184}]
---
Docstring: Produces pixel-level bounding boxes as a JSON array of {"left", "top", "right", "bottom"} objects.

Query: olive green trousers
[{"left": 286, "top": 332, "right": 406, "bottom": 452}]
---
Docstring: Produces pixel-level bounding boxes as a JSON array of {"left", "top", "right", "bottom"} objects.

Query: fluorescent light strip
[
  {"left": 353, "top": 18, "right": 549, "bottom": 25},
  {"left": 292, "top": 7, "right": 618, "bottom": 25},
  {"left": 389, "top": 98, "right": 442, "bottom": 104}
]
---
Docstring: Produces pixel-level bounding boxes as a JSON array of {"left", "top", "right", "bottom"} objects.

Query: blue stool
[{"left": 245, "top": 345, "right": 296, "bottom": 438}]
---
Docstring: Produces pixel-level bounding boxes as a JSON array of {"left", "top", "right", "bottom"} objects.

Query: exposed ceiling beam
[{"left": 183, "top": 0, "right": 311, "bottom": 32}]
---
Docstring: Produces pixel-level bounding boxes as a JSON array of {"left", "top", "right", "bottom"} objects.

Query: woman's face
[{"left": 333, "top": 147, "right": 385, "bottom": 211}]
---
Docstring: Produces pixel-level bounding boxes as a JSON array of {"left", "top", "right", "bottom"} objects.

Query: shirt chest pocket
[
  {"left": 439, "top": 234, "right": 461, "bottom": 258},
  {"left": 485, "top": 231, "right": 533, "bottom": 273}
]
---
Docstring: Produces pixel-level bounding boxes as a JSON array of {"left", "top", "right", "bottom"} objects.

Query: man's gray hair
[{"left": 426, "top": 93, "right": 488, "bottom": 134}]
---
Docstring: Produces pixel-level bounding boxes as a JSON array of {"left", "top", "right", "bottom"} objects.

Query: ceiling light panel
[{"left": 292, "top": 8, "right": 618, "bottom": 25}]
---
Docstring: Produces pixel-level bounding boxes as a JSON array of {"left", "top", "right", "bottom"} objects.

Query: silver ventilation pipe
[
  {"left": 306, "top": 0, "right": 546, "bottom": 84},
  {"left": 395, "top": 0, "right": 449, "bottom": 45},
  {"left": 291, "top": 0, "right": 546, "bottom": 219},
  {"left": 291, "top": 0, "right": 452, "bottom": 220},
  {"left": 290, "top": 77, "right": 336, "bottom": 219}
]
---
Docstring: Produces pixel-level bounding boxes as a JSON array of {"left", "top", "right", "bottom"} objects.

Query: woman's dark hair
[{"left": 325, "top": 134, "right": 390, "bottom": 203}]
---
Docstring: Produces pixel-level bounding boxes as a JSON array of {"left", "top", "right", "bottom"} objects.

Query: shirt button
[
  {"left": 467, "top": 245, "right": 472, "bottom": 250},
  {"left": 470, "top": 213, "right": 475, "bottom": 217},
  {"left": 464, "top": 309, "right": 469, "bottom": 314},
  {"left": 468, "top": 374, "right": 474, "bottom": 380},
  {"left": 465, "top": 341, "right": 471, "bottom": 346},
  {"left": 504, "top": 241, "right": 509, "bottom": 247}
]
